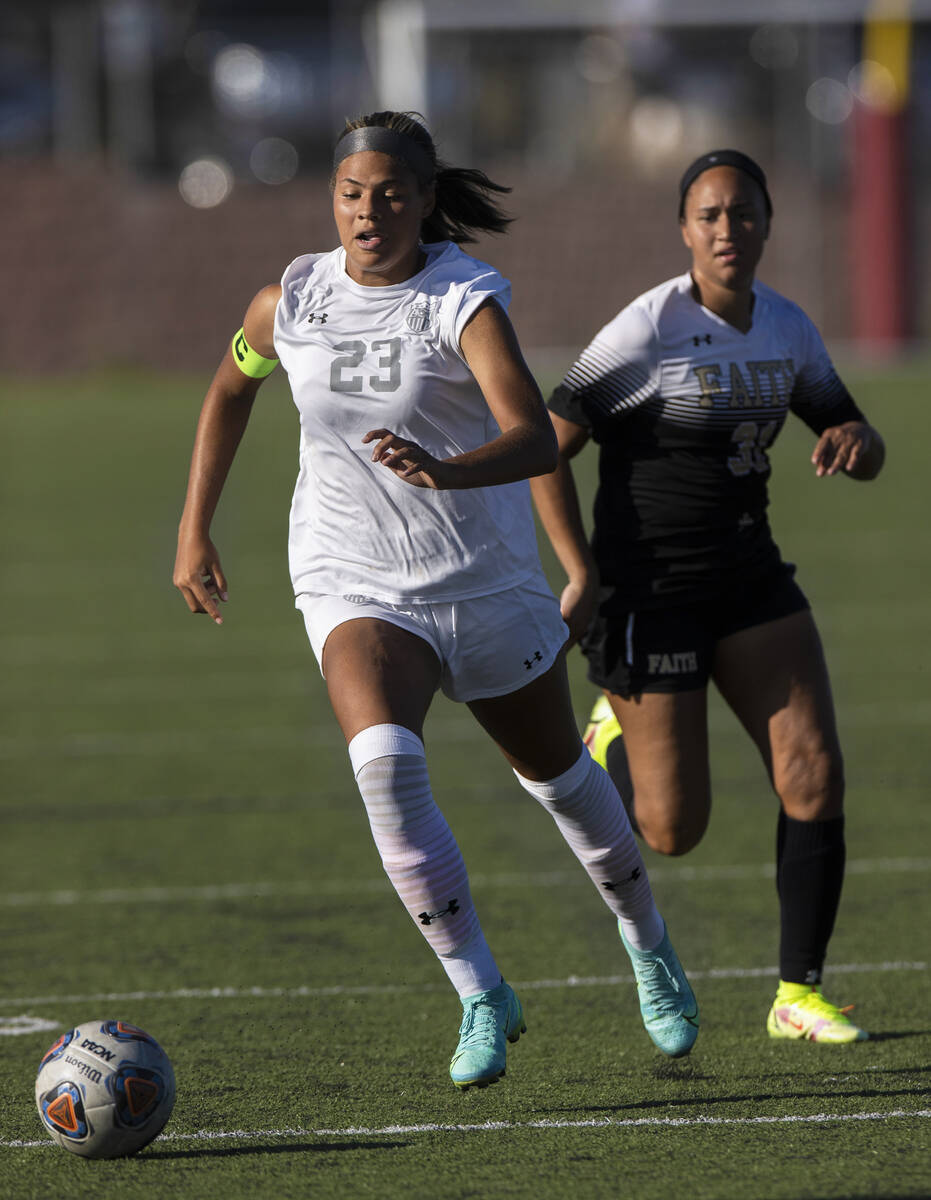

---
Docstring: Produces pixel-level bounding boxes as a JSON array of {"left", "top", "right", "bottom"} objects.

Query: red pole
[{"left": 850, "top": 100, "right": 908, "bottom": 350}]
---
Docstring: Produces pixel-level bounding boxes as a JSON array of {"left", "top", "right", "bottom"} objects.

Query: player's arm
[
  {"left": 364, "top": 300, "right": 557, "bottom": 488},
  {"left": 789, "top": 313, "right": 886, "bottom": 483},
  {"left": 173, "top": 285, "right": 281, "bottom": 624},
  {"left": 811, "top": 419, "right": 885, "bottom": 480},
  {"left": 530, "top": 413, "right": 597, "bottom": 645}
]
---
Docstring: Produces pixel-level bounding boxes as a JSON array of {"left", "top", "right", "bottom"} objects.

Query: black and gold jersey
[{"left": 549, "top": 273, "right": 864, "bottom": 607}]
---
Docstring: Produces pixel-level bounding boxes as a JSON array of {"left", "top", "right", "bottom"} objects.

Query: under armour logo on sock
[
  {"left": 418, "top": 899, "right": 460, "bottom": 925},
  {"left": 601, "top": 868, "right": 642, "bottom": 891}
]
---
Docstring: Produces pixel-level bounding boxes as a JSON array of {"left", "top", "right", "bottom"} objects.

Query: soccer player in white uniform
[
  {"left": 532, "top": 150, "right": 885, "bottom": 1044},
  {"left": 174, "top": 111, "right": 699, "bottom": 1089}
]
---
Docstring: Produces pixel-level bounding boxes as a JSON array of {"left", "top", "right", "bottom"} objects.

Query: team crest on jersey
[{"left": 406, "top": 300, "right": 435, "bottom": 333}]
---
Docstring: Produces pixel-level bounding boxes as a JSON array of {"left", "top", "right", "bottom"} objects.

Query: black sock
[
  {"left": 776, "top": 811, "right": 846, "bottom": 985},
  {"left": 605, "top": 733, "right": 638, "bottom": 833}
]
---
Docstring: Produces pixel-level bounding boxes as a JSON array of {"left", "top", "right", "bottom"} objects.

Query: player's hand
[
  {"left": 811, "top": 421, "right": 875, "bottom": 478},
  {"left": 559, "top": 576, "right": 597, "bottom": 649},
  {"left": 362, "top": 428, "right": 451, "bottom": 489},
  {"left": 173, "top": 534, "right": 228, "bottom": 625}
]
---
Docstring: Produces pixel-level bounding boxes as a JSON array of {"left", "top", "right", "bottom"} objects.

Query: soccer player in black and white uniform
[
  {"left": 174, "top": 111, "right": 699, "bottom": 1090},
  {"left": 532, "top": 150, "right": 885, "bottom": 1044}
]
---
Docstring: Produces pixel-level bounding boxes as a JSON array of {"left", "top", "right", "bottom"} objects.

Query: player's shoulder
[
  {"left": 593, "top": 275, "right": 688, "bottom": 352},
  {"left": 421, "top": 241, "right": 507, "bottom": 291},
  {"left": 636, "top": 273, "right": 693, "bottom": 314},
  {"left": 752, "top": 279, "right": 812, "bottom": 329},
  {"left": 280, "top": 249, "right": 338, "bottom": 290},
  {"left": 276, "top": 249, "right": 340, "bottom": 318},
  {"left": 419, "top": 242, "right": 511, "bottom": 336},
  {"left": 243, "top": 283, "right": 283, "bottom": 350}
]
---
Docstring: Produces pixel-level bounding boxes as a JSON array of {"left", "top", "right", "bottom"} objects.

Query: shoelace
[
  {"left": 459, "top": 1001, "right": 501, "bottom": 1048},
  {"left": 637, "top": 955, "right": 682, "bottom": 1015}
]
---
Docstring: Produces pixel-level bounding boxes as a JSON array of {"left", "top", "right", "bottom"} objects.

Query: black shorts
[{"left": 581, "top": 562, "right": 810, "bottom": 698}]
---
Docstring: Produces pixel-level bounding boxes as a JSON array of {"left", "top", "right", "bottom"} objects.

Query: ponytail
[{"left": 423, "top": 166, "right": 511, "bottom": 244}]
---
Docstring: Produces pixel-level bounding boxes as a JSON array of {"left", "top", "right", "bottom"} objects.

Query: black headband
[
  {"left": 678, "top": 150, "right": 772, "bottom": 218},
  {"left": 332, "top": 126, "right": 434, "bottom": 181}
]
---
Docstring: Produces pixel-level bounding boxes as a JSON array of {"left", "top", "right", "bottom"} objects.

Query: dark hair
[
  {"left": 678, "top": 149, "right": 773, "bottom": 221},
  {"left": 332, "top": 111, "right": 512, "bottom": 245}
]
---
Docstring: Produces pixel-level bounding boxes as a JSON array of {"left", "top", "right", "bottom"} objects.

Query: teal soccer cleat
[
  {"left": 449, "top": 981, "right": 525, "bottom": 1089},
  {"left": 619, "top": 923, "right": 699, "bottom": 1057}
]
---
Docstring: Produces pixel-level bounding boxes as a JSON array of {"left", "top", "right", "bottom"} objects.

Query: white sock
[
  {"left": 349, "top": 724, "right": 501, "bottom": 998},
  {"left": 514, "top": 749, "right": 664, "bottom": 950}
]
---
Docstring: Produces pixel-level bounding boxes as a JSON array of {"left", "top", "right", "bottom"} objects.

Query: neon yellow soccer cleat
[
  {"left": 767, "top": 984, "right": 868, "bottom": 1043},
  {"left": 583, "top": 694, "right": 622, "bottom": 772}
]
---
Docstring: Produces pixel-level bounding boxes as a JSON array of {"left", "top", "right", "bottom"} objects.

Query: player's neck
[{"left": 689, "top": 274, "right": 755, "bottom": 334}]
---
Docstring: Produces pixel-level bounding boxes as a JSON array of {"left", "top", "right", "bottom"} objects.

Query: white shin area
[
  {"left": 514, "top": 749, "right": 664, "bottom": 951},
  {"left": 349, "top": 723, "right": 501, "bottom": 998}
]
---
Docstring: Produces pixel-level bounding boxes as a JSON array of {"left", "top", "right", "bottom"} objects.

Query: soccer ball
[{"left": 35, "top": 1020, "right": 175, "bottom": 1158}]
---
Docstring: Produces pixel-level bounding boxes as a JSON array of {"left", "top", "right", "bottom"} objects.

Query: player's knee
[{"left": 637, "top": 807, "right": 708, "bottom": 857}]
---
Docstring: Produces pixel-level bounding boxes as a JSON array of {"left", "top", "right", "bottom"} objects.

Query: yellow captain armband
[{"left": 231, "top": 327, "right": 279, "bottom": 379}]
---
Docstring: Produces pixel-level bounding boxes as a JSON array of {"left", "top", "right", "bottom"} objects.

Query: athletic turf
[{"left": 1, "top": 361, "right": 928, "bottom": 1199}]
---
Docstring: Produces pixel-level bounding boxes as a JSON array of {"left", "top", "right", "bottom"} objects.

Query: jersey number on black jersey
[{"left": 728, "top": 420, "right": 778, "bottom": 477}]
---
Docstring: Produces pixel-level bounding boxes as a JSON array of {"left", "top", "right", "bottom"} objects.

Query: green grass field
[{"left": 1, "top": 360, "right": 929, "bottom": 1199}]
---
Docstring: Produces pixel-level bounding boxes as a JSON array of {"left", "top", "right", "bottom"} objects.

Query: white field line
[
  {"left": 0, "top": 961, "right": 925, "bottom": 1010},
  {"left": 0, "top": 856, "right": 927, "bottom": 908},
  {"left": 4, "top": 1109, "right": 930, "bottom": 1149}
]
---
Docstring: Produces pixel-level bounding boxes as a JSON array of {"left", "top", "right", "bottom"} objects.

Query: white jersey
[{"left": 274, "top": 241, "right": 541, "bottom": 603}]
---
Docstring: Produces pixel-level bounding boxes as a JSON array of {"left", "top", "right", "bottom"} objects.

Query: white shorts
[{"left": 296, "top": 572, "right": 569, "bottom": 703}]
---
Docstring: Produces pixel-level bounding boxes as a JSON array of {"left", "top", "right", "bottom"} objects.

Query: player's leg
[
  {"left": 580, "top": 597, "right": 716, "bottom": 855},
  {"left": 606, "top": 687, "right": 712, "bottom": 857},
  {"left": 712, "top": 608, "right": 866, "bottom": 1042},
  {"left": 319, "top": 614, "right": 516, "bottom": 1083},
  {"left": 468, "top": 655, "right": 699, "bottom": 1058}
]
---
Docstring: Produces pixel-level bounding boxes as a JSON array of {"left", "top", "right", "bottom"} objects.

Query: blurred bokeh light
[
  {"left": 178, "top": 155, "right": 234, "bottom": 207},
  {"left": 249, "top": 136, "right": 299, "bottom": 184}
]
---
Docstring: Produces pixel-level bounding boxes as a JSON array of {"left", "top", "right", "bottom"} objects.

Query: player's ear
[
  {"left": 679, "top": 217, "right": 693, "bottom": 252},
  {"left": 421, "top": 181, "right": 436, "bottom": 220}
]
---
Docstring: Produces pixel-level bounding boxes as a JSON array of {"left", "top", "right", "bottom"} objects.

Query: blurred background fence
[{"left": 1, "top": 0, "right": 928, "bottom": 371}]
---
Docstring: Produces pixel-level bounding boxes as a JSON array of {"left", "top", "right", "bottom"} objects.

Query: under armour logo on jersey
[
  {"left": 601, "top": 868, "right": 642, "bottom": 891},
  {"left": 693, "top": 334, "right": 712, "bottom": 346},
  {"left": 307, "top": 312, "right": 329, "bottom": 324},
  {"left": 524, "top": 651, "right": 543, "bottom": 670},
  {"left": 418, "top": 899, "right": 459, "bottom": 925}
]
